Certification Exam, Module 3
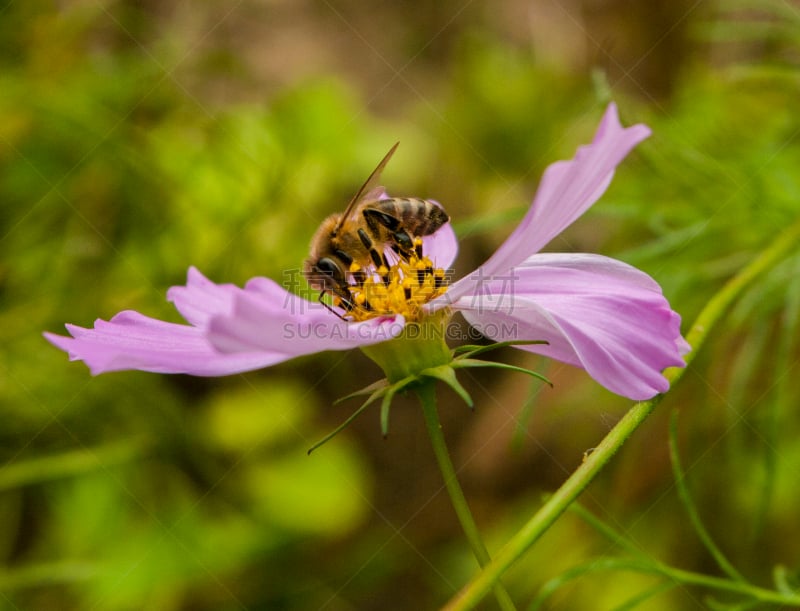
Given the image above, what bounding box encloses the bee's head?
[303,256,347,293]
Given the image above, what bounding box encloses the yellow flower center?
[339,245,449,322]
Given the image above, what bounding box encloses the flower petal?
[451,253,687,400]
[46,268,400,377]
[422,220,458,270]
[43,311,287,376]
[207,286,405,355]
[166,266,238,326]
[452,103,650,294]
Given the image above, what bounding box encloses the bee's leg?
[394,229,415,259]
[333,249,353,266]
[332,248,372,295]
[357,228,385,268]
[318,290,351,321]
[362,209,414,258]
[357,228,390,284]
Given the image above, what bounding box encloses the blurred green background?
[3,1,800,609]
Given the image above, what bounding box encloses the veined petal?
[167,267,308,326]
[207,289,405,355]
[167,266,238,326]
[453,103,650,293]
[47,268,399,377]
[450,253,687,400]
[43,311,287,376]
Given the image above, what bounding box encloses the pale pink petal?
[167,268,307,326]
[457,103,650,291]
[451,253,687,400]
[422,220,458,270]
[44,311,287,376]
[207,289,404,355]
[167,266,238,326]
[45,268,401,377]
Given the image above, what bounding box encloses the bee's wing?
[336,143,399,229]
[358,187,388,207]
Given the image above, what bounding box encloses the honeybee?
[304,143,449,311]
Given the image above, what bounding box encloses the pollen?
[344,250,449,322]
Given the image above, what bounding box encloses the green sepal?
[452,339,549,360]
[360,311,452,384]
[323,331,548,444]
[452,358,553,387]
[420,365,473,408]
[381,374,420,436]
[317,353,549,445]
[380,386,397,438]
[333,379,389,405]
[309,381,390,454]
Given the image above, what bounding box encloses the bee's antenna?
[334,142,399,235]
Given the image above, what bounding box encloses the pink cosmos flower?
[45,103,688,401]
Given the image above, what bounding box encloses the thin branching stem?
[527,556,800,609]
[669,411,747,583]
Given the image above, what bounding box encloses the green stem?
[652,564,800,606]
[416,380,517,611]
[668,411,747,583]
[530,557,800,609]
[443,217,800,611]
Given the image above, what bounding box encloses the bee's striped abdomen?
[375,198,449,237]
